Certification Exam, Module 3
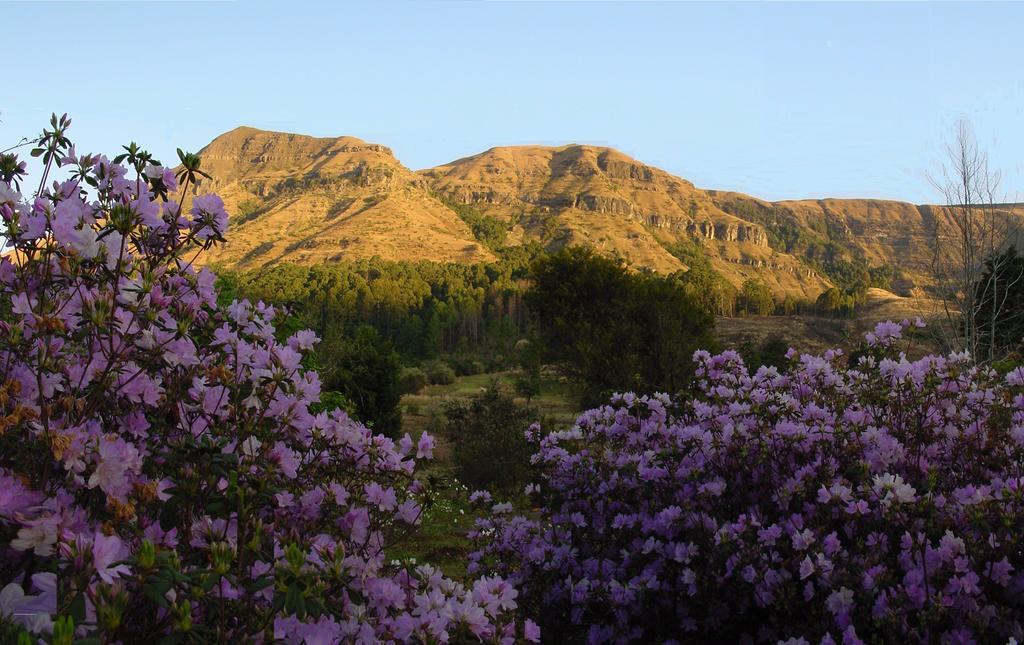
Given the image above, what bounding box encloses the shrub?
[444,381,536,495]
[0,118,535,643]
[318,325,404,437]
[449,356,486,377]
[738,277,776,316]
[426,362,457,385]
[527,247,714,406]
[398,366,428,394]
[470,319,1024,643]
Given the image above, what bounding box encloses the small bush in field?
[398,366,428,394]
[444,381,536,495]
[426,362,457,385]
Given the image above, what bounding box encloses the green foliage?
[663,238,737,316]
[319,325,403,437]
[815,286,860,317]
[738,335,792,371]
[443,380,536,494]
[869,264,895,290]
[526,247,715,406]
[425,362,457,385]
[442,199,509,251]
[222,255,529,367]
[513,336,543,403]
[236,198,261,223]
[447,355,486,377]
[974,246,1024,361]
[398,366,429,394]
[308,390,358,417]
[737,278,775,316]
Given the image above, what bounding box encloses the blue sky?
[2,1,1022,203]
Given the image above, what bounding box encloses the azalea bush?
[0,116,537,643]
[469,320,1024,643]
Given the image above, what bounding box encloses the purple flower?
[92,533,131,583]
[189,194,229,241]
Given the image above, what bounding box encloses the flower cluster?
[470,320,1024,643]
[0,117,532,643]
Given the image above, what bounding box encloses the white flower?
[826,586,854,615]
[0,183,22,206]
[0,581,52,633]
[241,436,262,458]
[872,473,917,507]
[11,524,57,556]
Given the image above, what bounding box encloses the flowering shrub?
[0,116,535,643]
[470,319,1024,643]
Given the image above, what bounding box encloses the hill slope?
[196,127,495,268]
[192,126,1021,301]
[420,144,826,298]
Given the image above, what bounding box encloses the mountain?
[192,126,1020,301]
[421,144,825,298]
[195,127,495,268]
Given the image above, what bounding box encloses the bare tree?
[928,119,1024,362]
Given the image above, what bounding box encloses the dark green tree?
[974,246,1024,363]
[320,325,403,437]
[443,380,536,494]
[737,279,775,317]
[526,247,714,406]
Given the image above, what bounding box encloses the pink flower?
[524,618,541,642]
[364,482,397,511]
[416,432,435,460]
[826,587,854,616]
[92,533,130,583]
[87,437,140,500]
[396,500,420,524]
[270,442,300,479]
[288,329,320,351]
[190,194,229,241]
[11,516,59,556]
[0,472,44,519]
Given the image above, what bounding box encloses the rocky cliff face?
[420,143,816,292]
[190,127,1021,301]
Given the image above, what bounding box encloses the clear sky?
[2,1,1022,203]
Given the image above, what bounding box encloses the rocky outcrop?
[684,221,768,246]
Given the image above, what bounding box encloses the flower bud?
[137,538,156,569]
[51,616,75,645]
[95,584,128,632]
[285,543,306,571]
[210,540,234,575]
[173,600,192,632]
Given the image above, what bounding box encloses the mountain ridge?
[192,126,1022,301]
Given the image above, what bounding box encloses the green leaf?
[202,573,220,592]
[69,592,86,623]
[144,576,173,608]
[246,576,274,594]
[284,583,305,617]
[271,592,286,614]
[305,597,323,619]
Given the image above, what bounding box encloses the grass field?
[390,370,579,577]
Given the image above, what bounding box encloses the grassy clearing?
[391,370,579,578]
